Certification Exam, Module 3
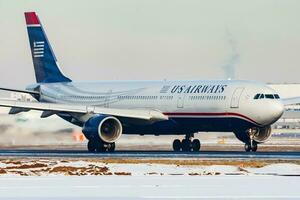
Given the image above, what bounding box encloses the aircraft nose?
[258,100,284,126]
[273,100,284,118]
[269,100,284,123]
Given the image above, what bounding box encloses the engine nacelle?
[252,126,272,143]
[82,115,123,143]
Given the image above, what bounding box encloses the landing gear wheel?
[244,143,258,152]
[88,140,116,153]
[87,140,96,152]
[95,141,106,152]
[96,146,106,152]
[107,143,116,152]
[182,139,191,152]
[251,143,258,152]
[173,139,182,151]
[173,134,201,152]
[244,144,251,152]
[192,139,201,151]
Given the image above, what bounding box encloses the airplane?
[0,11,296,152]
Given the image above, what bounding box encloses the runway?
[0,150,300,199]
[0,149,300,160]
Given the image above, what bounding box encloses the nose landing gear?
[172,134,201,152]
[245,128,259,152]
[244,142,257,152]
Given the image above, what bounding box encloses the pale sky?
[0,0,300,88]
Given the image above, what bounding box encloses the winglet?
[24,12,40,25]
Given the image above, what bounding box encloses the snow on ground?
[0,159,300,198]
[0,159,299,177]
[0,176,300,199]
[107,163,240,176]
[246,163,300,176]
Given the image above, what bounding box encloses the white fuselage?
[29,79,284,133]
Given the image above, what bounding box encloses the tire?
[192,139,201,151]
[251,143,258,152]
[244,144,251,152]
[95,141,106,152]
[182,139,191,152]
[87,140,96,152]
[96,145,106,152]
[108,143,116,152]
[173,139,182,151]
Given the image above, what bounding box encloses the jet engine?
[251,126,272,143]
[82,115,123,143]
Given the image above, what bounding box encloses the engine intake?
[252,126,272,143]
[98,116,122,143]
[83,115,123,143]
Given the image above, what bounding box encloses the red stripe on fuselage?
[163,112,260,126]
[25,12,39,25]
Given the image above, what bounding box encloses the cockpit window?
[254,94,260,99]
[274,94,280,99]
[265,94,274,99]
[254,93,280,100]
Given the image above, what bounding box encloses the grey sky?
[0,0,299,88]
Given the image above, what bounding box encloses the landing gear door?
[230,87,244,108]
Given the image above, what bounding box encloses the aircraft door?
[230,87,244,108]
[177,96,185,108]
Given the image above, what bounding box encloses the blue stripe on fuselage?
[122,117,254,135]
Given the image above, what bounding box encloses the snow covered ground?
[0,176,300,199]
[0,159,300,176]
[0,159,300,199]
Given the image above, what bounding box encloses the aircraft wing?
[282,97,300,106]
[0,99,168,122]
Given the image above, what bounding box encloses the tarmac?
[0,149,300,160]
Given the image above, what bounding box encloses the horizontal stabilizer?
[0,87,39,95]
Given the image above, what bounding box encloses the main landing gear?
[172,134,201,152]
[87,140,115,152]
[244,128,258,152]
